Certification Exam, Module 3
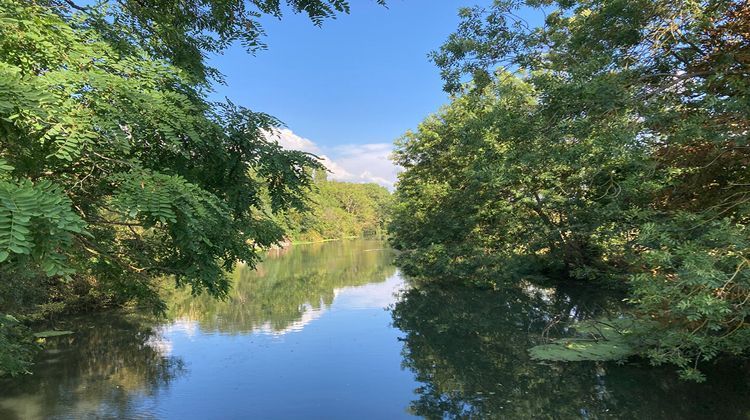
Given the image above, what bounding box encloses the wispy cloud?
[268,128,320,154]
[264,128,399,190]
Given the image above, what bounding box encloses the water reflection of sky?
[137,271,417,419]
[333,274,405,311]
[151,271,406,367]
[159,272,405,342]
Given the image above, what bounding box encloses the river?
[0,240,747,419]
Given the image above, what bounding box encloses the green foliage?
[630,215,750,381]
[0,0,322,303]
[279,173,393,242]
[529,319,639,362]
[392,0,750,379]
[391,72,648,282]
[0,314,35,376]
[0,0,342,375]
[0,178,86,276]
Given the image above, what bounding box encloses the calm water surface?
[0,240,748,419]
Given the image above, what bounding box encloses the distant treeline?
[278,171,392,243]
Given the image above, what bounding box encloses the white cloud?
[264,128,399,190]
[333,272,404,310]
[265,128,320,154]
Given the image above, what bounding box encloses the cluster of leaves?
[0,160,86,277]
[277,169,393,242]
[0,314,35,377]
[391,0,750,380]
[0,0,324,308]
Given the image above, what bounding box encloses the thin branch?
[61,0,88,11]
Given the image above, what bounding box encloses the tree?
[391,0,750,380]
[0,0,324,317]
[279,175,392,242]
[0,0,387,376]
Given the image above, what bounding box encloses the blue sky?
[207,1,493,188]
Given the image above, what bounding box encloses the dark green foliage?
[0,314,35,377]
[0,171,87,277]
[392,0,750,380]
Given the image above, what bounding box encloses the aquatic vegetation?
[529,319,640,362]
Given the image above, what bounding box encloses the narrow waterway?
[0,240,748,419]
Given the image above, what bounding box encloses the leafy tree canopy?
[0,0,327,313]
[391,0,750,380]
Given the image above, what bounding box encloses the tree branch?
[61,0,88,11]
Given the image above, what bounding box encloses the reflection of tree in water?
[166,239,396,334]
[392,283,750,419]
[0,314,185,419]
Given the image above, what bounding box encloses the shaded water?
[0,240,748,419]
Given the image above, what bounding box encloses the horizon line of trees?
[278,170,392,243]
